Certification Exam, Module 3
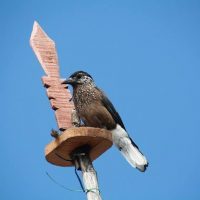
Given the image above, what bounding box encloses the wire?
[46,172,83,192]
[74,168,85,192]
[48,151,100,195]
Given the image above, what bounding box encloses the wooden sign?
[30,21,74,131]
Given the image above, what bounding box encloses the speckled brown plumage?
[72,82,116,130]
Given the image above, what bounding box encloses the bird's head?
[62,71,94,87]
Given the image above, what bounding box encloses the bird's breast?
[73,85,98,113]
[72,85,116,129]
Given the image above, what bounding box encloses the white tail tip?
[111,124,148,172]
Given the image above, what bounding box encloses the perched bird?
[62,71,148,172]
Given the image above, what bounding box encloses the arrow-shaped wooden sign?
[30,21,74,131]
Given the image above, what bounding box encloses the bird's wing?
[96,87,139,148]
[95,87,127,131]
[95,88,148,171]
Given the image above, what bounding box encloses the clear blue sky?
[1,0,200,199]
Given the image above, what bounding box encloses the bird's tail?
[111,124,148,172]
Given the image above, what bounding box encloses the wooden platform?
[45,127,113,167]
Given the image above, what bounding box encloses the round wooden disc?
[45,127,113,167]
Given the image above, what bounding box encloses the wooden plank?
[30,21,75,130]
[30,21,59,77]
[41,76,67,87]
[45,127,113,167]
[50,99,73,110]
[55,108,74,130]
[46,87,71,99]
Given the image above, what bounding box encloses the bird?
[62,71,148,172]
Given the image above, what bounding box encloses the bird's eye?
[77,74,82,79]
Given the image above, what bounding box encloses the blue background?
[1,0,200,199]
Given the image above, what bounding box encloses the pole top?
[45,127,113,167]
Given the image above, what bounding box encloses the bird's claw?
[51,129,60,138]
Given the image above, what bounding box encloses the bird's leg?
[71,109,81,127]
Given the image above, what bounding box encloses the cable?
[74,168,85,192]
[46,172,82,192]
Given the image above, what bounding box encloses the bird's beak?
[61,78,74,85]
